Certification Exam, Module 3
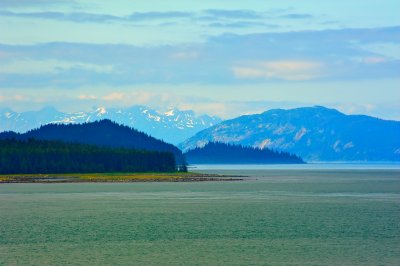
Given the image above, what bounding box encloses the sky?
[0,0,399,119]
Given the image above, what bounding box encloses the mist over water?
[1,168,399,265]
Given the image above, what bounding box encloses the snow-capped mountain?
[0,106,222,145]
[179,106,400,162]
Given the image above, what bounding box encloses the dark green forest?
[185,142,304,164]
[0,139,177,174]
[0,119,186,165]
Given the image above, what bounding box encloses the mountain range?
[0,106,221,145]
[2,105,399,162]
[179,106,400,162]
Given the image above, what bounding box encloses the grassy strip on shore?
[0,172,244,183]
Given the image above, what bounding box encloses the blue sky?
[0,0,399,119]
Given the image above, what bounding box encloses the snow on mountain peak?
[165,109,175,117]
[96,107,107,115]
[0,105,223,145]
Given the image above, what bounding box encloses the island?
[184,142,305,164]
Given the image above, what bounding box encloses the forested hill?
[0,139,176,174]
[184,142,304,164]
[0,119,185,165]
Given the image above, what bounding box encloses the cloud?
[2,89,400,120]
[0,0,75,7]
[362,56,387,64]
[361,43,400,60]
[210,26,400,49]
[92,91,258,117]
[328,102,400,121]
[0,10,192,23]
[232,60,324,80]
[204,9,261,19]
[170,51,199,60]
[14,94,25,101]
[0,10,194,24]
[95,91,180,108]
[78,94,97,100]
[180,102,230,117]
[179,100,400,120]
[0,93,26,101]
[127,11,192,21]
[0,59,114,74]
[280,13,313,19]
[0,9,313,26]
[334,103,377,115]
[0,11,96,23]
[0,26,399,88]
[0,50,11,59]
[207,21,279,29]
[102,92,125,101]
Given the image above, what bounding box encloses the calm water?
[1,167,399,265]
[192,163,400,170]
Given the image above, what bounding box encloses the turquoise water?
[1,169,399,265]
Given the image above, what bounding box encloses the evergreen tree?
[184,142,304,164]
[0,139,179,174]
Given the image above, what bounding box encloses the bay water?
[1,165,399,265]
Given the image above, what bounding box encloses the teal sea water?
[1,167,399,265]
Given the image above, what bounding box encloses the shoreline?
[0,172,245,183]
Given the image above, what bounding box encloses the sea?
[1,164,399,265]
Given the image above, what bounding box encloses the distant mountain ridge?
[0,119,186,165]
[180,106,400,162]
[0,106,221,145]
[185,142,304,164]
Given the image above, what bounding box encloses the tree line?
[0,119,186,165]
[185,142,305,164]
[0,138,178,174]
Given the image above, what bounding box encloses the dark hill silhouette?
[184,142,304,164]
[0,119,186,165]
[0,138,176,174]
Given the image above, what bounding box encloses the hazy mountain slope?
[0,106,221,145]
[180,106,400,162]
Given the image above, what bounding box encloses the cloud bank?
[0,26,399,88]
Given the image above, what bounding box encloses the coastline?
[0,172,244,183]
